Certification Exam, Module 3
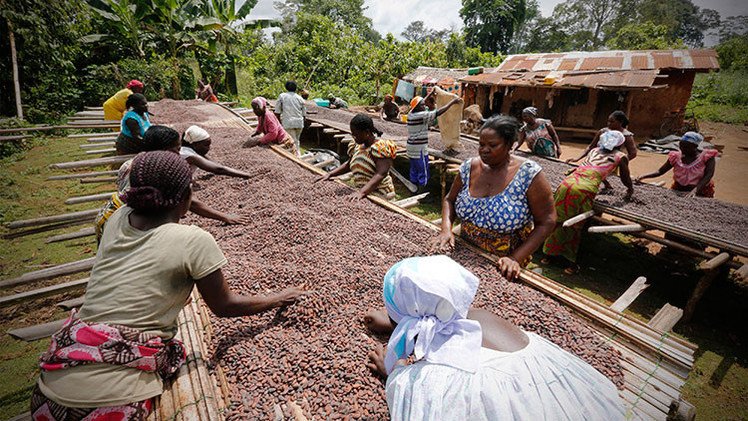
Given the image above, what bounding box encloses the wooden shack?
[459,50,720,140]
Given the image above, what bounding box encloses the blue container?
[314,98,330,107]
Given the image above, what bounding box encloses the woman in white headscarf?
[180,125,252,178]
[514,106,562,158]
[542,130,634,273]
[365,255,625,421]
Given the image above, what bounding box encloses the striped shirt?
[347,139,398,197]
[406,110,437,158]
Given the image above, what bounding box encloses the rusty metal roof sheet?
[460,70,665,90]
[495,49,719,72]
[402,66,498,83]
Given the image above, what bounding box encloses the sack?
[435,87,463,150]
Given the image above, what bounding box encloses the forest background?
[0,0,746,129]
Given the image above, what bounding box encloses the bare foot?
[363,309,394,334]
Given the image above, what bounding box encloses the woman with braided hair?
[95,125,250,242]
[33,151,305,420]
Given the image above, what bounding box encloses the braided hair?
[350,113,383,137]
[123,151,192,214]
[142,125,180,152]
[126,93,146,110]
[610,110,629,128]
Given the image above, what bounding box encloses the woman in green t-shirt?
[33,151,305,420]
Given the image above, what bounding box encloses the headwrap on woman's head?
[251,97,267,110]
[126,79,144,90]
[183,125,210,145]
[384,94,393,101]
[123,151,192,213]
[382,255,483,375]
[599,130,626,152]
[522,106,538,117]
[409,96,424,110]
[681,131,704,145]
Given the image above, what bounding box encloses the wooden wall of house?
[626,71,696,139]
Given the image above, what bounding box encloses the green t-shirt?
[38,206,227,407]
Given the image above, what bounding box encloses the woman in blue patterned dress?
[434,116,556,280]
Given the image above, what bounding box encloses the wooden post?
[8,20,23,120]
[610,276,649,312]
[682,266,725,322]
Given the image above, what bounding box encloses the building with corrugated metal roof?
[459,49,719,140]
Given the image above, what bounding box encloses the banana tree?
[198,0,259,95]
[83,0,151,57]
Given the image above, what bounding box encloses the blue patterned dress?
[455,158,541,260]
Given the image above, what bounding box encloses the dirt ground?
[544,121,748,206]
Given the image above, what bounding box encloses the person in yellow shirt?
[103,80,144,121]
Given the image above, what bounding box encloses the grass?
[0,133,110,419]
[689,71,748,125]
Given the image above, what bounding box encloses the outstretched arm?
[315,159,351,182]
[186,155,250,178]
[635,160,672,183]
[190,198,249,225]
[569,130,601,163]
[196,269,305,317]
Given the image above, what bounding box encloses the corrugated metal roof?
[495,49,719,72]
[402,67,487,83]
[460,70,664,90]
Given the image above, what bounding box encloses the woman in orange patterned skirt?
[434,116,556,281]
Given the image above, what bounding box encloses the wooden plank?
[2,219,93,240]
[312,158,336,168]
[736,264,748,281]
[68,132,116,138]
[648,304,683,333]
[392,192,430,209]
[5,208,100,229]
[0,257,95,289]
[81,142,115,149]
[0,135,32,142]
[48,170,119,181]
[698,252,731,271]
[0,278,88,308]
[57,296,85,310]
[80,177,117,184]
[562,210,596,227]
[85,148,116,155]
[65,192,115,205]
[50,155,134,170]
[87,136,118,143]
[588,224,646,233]
[46,227,96,243]
[610,277,649,312]
[8,319,65,341]
[389,168,418,193]
[683,268,722,322]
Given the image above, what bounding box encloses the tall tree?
[460,0,528,53]
[275,0,377,40]
[551,0,620,50]
[401,21,449,43]
[636,0,719,47]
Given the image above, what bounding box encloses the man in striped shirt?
[406,91,463,188]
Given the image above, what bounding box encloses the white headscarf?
[522,106,538,117]
[383,255,483,374]
[183,125,210,145]
[599,130,625,152]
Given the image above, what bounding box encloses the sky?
[247,0,748,41]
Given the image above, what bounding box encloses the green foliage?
[607,22,685,50]
[689,71,748,124]
[716,36,748,72]
[80,57,196,103]
[401,21,450,43]
[460,0,529,53]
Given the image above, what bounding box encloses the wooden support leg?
[682,266,725,322]
[440,163,447,201]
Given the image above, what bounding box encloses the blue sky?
[247,0,747,42]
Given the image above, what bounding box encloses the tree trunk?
[8,20,23,120]
[225,44,238,96]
